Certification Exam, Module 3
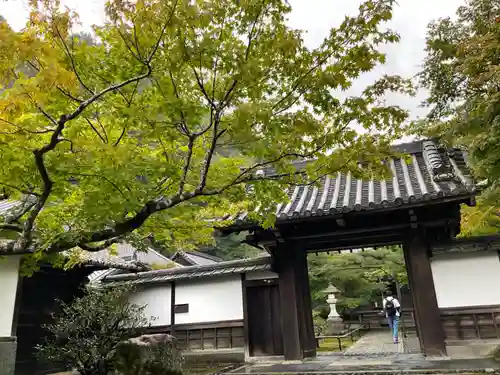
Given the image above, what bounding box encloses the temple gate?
[223,139,477,360]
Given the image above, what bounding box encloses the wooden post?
[241,273,250,359]
[170,281,176,336]
[11,273,23,337]
[403,230,446,357]
[275,243,316,360]
[296,249,317,358]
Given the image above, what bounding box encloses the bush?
[36,285,149,375]
[114,334,183,375]
[313,311,327,336]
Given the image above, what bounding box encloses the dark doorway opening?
[306,246,419,354]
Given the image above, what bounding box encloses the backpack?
[385,297,396,316]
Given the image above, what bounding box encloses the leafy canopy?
[0,0,412,258]
[415,0,500,235]
[308,246,407,311]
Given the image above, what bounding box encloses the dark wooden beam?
[285,219,459,242]
[275,245,301,360]
[274,243,315,360]
[403,229,446,357]
[244,279,279,288]
[304,234,402,252]
[219,198,470,234]
[170,281,176,336]
[297,248,316,358]
[241,273,250,359]
[11,270,23,337]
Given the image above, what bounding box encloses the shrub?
[37,285,148,375]
[114,334,183,375]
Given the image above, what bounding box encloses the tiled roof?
[226,139,476,224]
[79,257,148,271]
[87,243,182,282]
[170,250,223,266]
[432,235,500,255]
[102,256,272,285]
[0,200,22,215]
[89,242,177,267]
[0,196,36,219]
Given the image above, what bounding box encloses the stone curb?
[228,369,500,375]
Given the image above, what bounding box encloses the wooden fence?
[343,309,416,330]
[343,305,500,341]
[441,305,500,340]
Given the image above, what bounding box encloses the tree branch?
[191,66,216,108]
[66,67,153,123]
[271,24,357,115]
[0,146,331,256]
[0,224,22,232]
[0,118,56,135]
[167,72,189,134]
[58,171,127,197]
[113,124,129,147]
[53,25,94,95]
[85,117,107,143]
[78,237,121,252]
[17,116,66,250]
[13,45,161,252]
[0,182,40,197]
[197,118,227,193]
[228,142,329,186]
[27,59,84,103]
[178,135,195,195]
[217,1,264,109]
[95,115,109,143]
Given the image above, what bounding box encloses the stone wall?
[0,336,16,375]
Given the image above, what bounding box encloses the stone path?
[231,330,500,374]
[231,355,500,374]
[344,330,421,355]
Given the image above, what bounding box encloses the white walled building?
[429,237,500,341]
[0,256,21,339]
[432,251,500,309]
[101,256,276,356]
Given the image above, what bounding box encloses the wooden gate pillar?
[403,230,446,357]
[274,243,316,360]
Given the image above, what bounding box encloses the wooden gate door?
[245,280,284,357]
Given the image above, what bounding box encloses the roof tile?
[226,139,476,224]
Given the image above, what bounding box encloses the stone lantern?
[323,284,344,334]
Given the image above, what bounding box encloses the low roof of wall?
[102,256,273,285]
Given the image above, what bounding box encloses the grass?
[317,337,356,352]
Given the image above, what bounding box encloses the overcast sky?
[2,0,463,141]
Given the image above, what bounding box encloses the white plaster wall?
[0,256,20,337]
[129,284,171,326]
[175,275,243,324]
[431,251,500,308]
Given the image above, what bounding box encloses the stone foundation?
[0,336,16,375]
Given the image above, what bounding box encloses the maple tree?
[416,0,500,235]
[0,0,412,258]
[308,246,407,312]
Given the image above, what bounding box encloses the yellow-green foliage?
[417,0,500,225]
[0,0,412,264]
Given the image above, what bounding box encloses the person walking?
[383,292,401,344]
